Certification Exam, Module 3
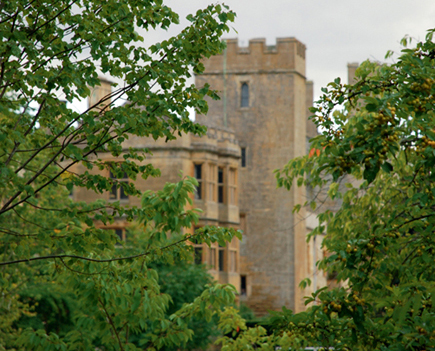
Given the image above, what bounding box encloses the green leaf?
[381,162,393,173]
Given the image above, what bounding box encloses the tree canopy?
[5,1,435,349]
[0,1,243,350]
[219,30,435,351]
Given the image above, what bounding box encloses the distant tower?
[196,38,314,314]
[347,62,359,85]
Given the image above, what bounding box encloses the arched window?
[241,83,249,107]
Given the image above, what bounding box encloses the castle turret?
[347,62,359,85]
[196,38,311,314]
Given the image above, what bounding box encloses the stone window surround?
[109,166,129,202]
[191,227,239,275]
[193,162,238,206]
[241,81,249,108]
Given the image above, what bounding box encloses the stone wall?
[196,38,311,314]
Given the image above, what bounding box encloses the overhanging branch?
[0,233,194,267]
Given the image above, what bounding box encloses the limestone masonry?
[196,38,319,314]
[71,37,351,315]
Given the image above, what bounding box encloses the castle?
[71,38,359,315]
[195,38,321,314]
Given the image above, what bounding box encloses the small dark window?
[110,170,129,200]
[241,275,247,296]
[241,83,249,107]
[218,167,224,203]
[115,229,123,241]
[103,228,126,246]
[241,148,246,168]
[194,247,203,265]
[120,185,128,200]
[194,164,202,179]
[194,164,202,199]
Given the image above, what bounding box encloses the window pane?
[241,83,249,107]
[194,164,202,180]
[194,164,202,200]
[218,167,224,183]
[218,167,224,203]
[115,229,123,241]
[120,184,128,199]
[110,184,117,199]
[195,185,202,200]
[218,186,224,203]
[110,168,129,200]
[241,275,247,296]
[241,147,246,167]
[194,247,203,265]
[219,249,225,271]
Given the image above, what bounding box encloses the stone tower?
[196,38,314,314]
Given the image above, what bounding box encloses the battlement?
[225,38,305,59]
[200,37,306,77]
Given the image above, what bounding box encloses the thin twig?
[98,296,125,351]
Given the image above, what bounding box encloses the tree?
[13,238,221,351]
[218,29,435,351]
[149,260,220,350]
[0,1,242,350]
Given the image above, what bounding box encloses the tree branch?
[24,200,118,215]
[59,257,109,276]
[98,296,125,351]
[0,233,194,267]
[0,227,38,237]
[27,0,80,38]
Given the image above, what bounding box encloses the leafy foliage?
[150,262,220,350]
[219,29,435,351]
[0,1,243,350]
[14,246,222,350]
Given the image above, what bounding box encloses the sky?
[161,0,435,102]
[71,1,435,113]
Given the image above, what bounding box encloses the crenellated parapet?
[201,38,306,77]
